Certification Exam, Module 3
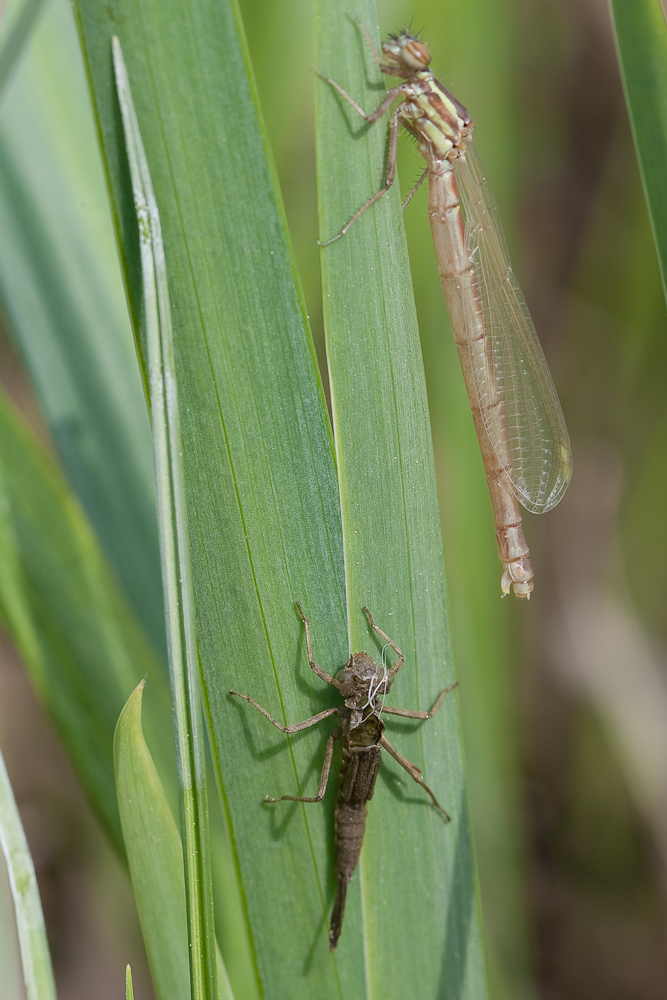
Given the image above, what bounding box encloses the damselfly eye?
[403,39,431,69]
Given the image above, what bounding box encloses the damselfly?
[230,604,455,950]
[318,25,573,598]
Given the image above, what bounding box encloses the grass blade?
[112,37,218,1000]
[0,747,56,1000]
[115,682,235,1000]
[0,392,172,850]
[316,2,488,996]
[72,0,352,993]
[0,853,24,1000]
[609,0,667,303]
[0,0,164,659]
[115,682,189,1000]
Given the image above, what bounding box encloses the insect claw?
[317,231,344,247]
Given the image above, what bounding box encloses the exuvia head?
[382,31,432,75]
[335,652,391,707]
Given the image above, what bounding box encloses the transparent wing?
[453,138,573,513]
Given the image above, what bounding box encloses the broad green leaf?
[115,682,234,1000]
[609,0,667,304]
[0,0,164,659]
[113,38,218,1000]
[0,391,172,851]
[316,2,487,997]
[0,747,56,1000]
[72,0,351,995]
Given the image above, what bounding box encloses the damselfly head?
[382,32,431,74]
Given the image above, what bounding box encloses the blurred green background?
[1,0,666,998]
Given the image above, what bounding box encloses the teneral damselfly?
[319,26,573,598]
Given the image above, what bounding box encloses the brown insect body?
[330,653,387,948]
[230,607,456,951]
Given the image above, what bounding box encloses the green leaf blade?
[114,682,191,1000]
[72,0,355,994]
[0,0,164,659]
[0,0,47,96]
[610,0,667,304]
[112,36,219,1000]
[0,393,172,851]
[316,3,488,997]
[0,748,56,1000]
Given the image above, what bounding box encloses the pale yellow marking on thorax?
[400,72,470,162]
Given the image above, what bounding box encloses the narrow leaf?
[115,683,189,1000]
[112,37,218,1000]
[115,682,235,1000]
[609,0,667,303]
[0,392,171,851]
[0,855,24,1000]
[0,0,164,659]
[73,0,351,994]
[0,747,56,1000]
[316,2,488,996]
